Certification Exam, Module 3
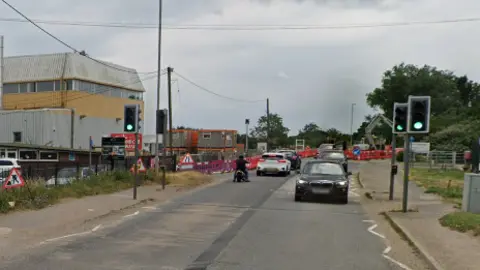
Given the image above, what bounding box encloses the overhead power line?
[173,71,265,103]
[1,16,480,30]
[0,0,153,74]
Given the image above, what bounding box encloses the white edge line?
[383,246,392,254]
[123,210,140,218]
[362,219,375,223]
[142,206,157,210]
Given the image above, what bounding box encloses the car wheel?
[340,195,348,204]
[294,195,302,202]
[256,171,261,176]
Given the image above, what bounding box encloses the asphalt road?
[0,162,404,270]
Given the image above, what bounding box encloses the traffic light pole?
[402,134,410,212]
[133,131,139,200]
[389,133,396,200]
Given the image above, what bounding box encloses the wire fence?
[409,151,466,170]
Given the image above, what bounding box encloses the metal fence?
[0,155,177,187]
[409,151,465,170]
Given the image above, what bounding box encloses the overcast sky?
[1,0,479,135]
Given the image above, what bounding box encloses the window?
[66,80,73,90]
[19,83,29,93]
[19,150,38,160]
[39,151,58,161]
[36,81,54,92]
[54,80,61,91]
[3,84,18,94]
[203,133,211,139]
[13,132,22,143]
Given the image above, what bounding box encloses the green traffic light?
[126,124,134,131]
[413,122,423,130]
[395,125,403,131]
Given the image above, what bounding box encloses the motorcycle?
[234,170,247,183]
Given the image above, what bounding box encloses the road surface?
[0,162,406,270]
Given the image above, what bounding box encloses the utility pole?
[154,0,163,173]
[167,67,173,157]
[350,103,356,146]
[266,98,270,151]
[389,134,396,200]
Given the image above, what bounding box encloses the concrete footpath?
[0,174,228,258]
[359,160,480,270]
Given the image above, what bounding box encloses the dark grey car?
[294,160,351,204]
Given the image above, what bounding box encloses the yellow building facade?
[1,52,145,119]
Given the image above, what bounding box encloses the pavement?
[0,162,413,270]
[359,159,480,270]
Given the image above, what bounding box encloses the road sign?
[130,158,146,173]
[102,137,126,160]
[111,133,142,152]
[411,142,430,154]
[2,168,25,190]
[353,147,361,156]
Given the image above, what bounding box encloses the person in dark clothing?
[234,155,250,182]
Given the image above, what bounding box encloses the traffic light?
[156,109,167,134]
[137,106,142,131]
[392,103,408,134]
[407,96,431,134]
[124,104,140,133]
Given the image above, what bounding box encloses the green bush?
[0,170,137,214]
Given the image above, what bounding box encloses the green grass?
[410,168,464,204]
[439,212,480,236]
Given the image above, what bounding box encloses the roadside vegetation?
[410,167,480,235]
[0,170,211,214]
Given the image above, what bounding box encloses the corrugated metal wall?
[0,109,130,150]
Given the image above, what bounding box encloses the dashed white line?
[122,211,139,218]
[367,223,386,239]
[142,206,157,210]
[39,224,102,244]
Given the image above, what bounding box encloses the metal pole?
[167,67,173,157]
[266,98,270,151]
[154,0,163,173]
[0,36,4,110]
[161,109,167,190]
[133,132,139,200]
[402,134,410,212]
[89,136,92,169]
[389,134,396,200]
[245,122,249,155]
[350,103,356,146]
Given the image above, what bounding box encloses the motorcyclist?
[234,155,250,182]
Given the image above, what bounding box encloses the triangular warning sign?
[180,153,194,164]
[130,158,146,173]
[2,168,25,190]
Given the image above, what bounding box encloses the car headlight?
[336,181,347,186]
[296,179,308,184]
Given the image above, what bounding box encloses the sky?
[1,0,480,136]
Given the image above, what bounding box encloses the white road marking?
[0,227,12,235]
[39,224,102,244]
[88,209,94,212]
[142,206,157,210]
[362,220,413,270]
[122,211,139,218]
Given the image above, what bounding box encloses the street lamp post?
[350,103,356,146]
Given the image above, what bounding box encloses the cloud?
[2,0,480,135]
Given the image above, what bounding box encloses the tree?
[296,122,327,147]
[251,113,290,147]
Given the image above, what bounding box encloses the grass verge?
[0,170,212,214]
[439,212,480,236]
[409,168,463,205]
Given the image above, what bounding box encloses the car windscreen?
[319,144,334,150]
[0,160,14,166]
[321,152,345,160]
[261,154,284,161]
[303,162,344,175]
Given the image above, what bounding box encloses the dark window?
[3,84,18,94]
[19,83,29,93]
[36,81,54,92]
[54,80,61,91]
[13,132,22,143]
[66,80,73,90]
[39,151,58,160]
[19,150,38,160]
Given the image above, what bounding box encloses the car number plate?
[312,188,330,194]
